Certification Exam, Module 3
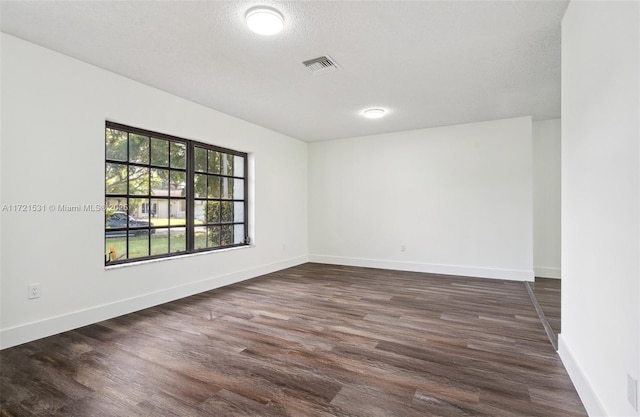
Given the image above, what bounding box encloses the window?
[105,122,248,265]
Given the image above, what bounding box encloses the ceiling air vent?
[302,56,338,74]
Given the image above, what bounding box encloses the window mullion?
[125,132,130,259]
[244,156,249,244]
[186,143,195,252]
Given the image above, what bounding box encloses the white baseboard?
[558,335,607,417]
[309,255,534,282]
[0,255,308,350]
[534,266,562,279]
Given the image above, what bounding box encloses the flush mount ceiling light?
[245,6,284,35]
[362,108,387,119]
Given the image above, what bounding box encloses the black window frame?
[105,121,249,266]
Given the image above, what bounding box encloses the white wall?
[309,117,534,281]
[533,119,561,278]
[0,34,309,349]
[560,1,640,416]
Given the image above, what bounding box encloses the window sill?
[104,244,254,270]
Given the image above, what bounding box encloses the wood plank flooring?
[1,263,586,416]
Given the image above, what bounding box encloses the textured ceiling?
[0,0,568,142]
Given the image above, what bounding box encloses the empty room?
[1,1,638,416]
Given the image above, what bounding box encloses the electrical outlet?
[629,374,638,411]
[401,244,406,252]
[27,283,41,299]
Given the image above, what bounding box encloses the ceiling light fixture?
[362,108,387,119]
[245,6,284,36]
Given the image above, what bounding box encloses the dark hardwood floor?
[1,263,585,417]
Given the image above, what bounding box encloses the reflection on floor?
[525,277,561,350]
